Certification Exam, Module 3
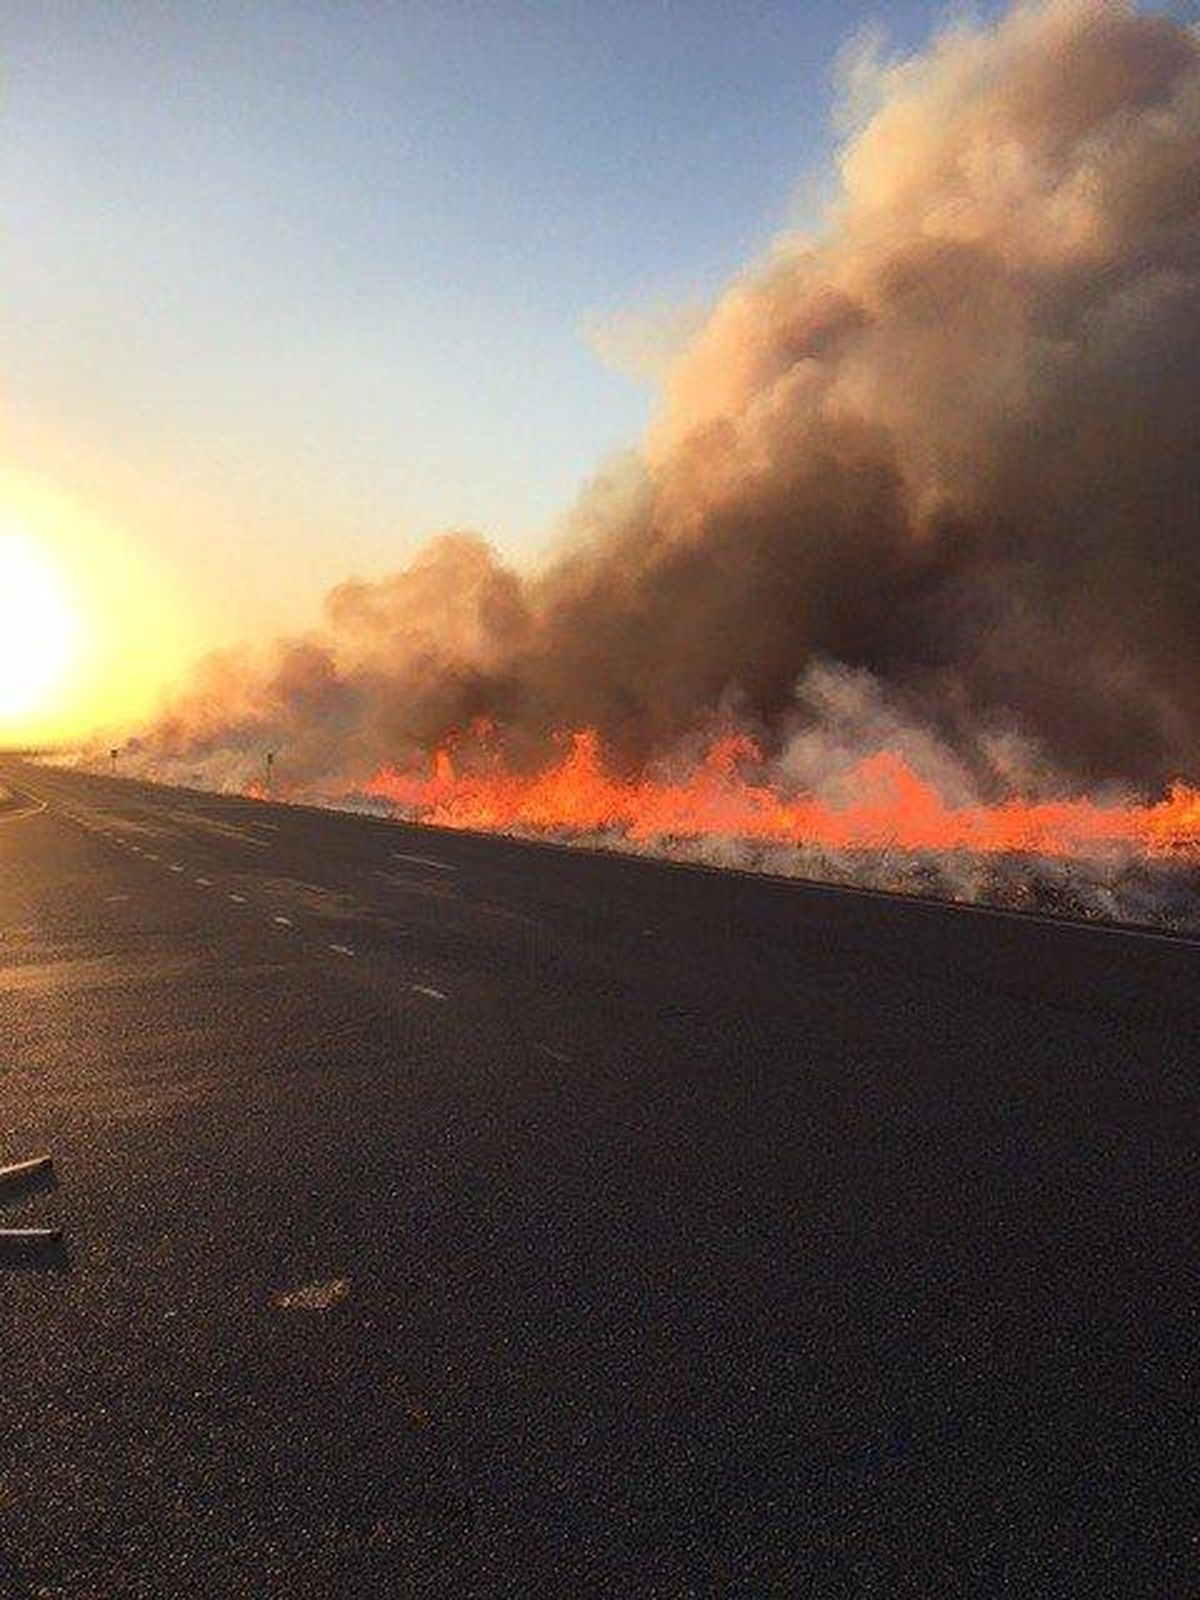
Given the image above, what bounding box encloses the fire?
[362,730,1200,860]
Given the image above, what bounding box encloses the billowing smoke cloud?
[141,0,1200,811]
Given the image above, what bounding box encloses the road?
[0,758,1195,1598]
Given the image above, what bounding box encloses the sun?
[0,468,198,745]
[0,527,78,728]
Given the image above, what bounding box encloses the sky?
[1,0,1000,739]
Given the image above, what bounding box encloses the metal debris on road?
[0,1155,64,1260]
[0,1155,54,1193]
[0,1227,63,1252]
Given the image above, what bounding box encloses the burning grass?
[354,728,1200,934]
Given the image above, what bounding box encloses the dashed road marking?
[104,893,131,904]
[195,876,212,886]
[145,853,159,861]
[228,893,247,904]
[328,943,355,957]
[411,984,446,1001]
[168,864,184,873]
[391,851,457,873]
[272,915,294,928]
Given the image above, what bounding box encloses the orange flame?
[363,729,1200,859]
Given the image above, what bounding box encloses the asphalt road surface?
[0,759,1195,1598]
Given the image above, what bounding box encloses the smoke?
[133,2,1200,854]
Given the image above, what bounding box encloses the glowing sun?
[0,528,77,725]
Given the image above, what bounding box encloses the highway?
[0,758,1195,1598]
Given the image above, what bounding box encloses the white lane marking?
[195,876,212,886]
[411,984,446,1001]
[168,864,184,873]
[328,943,355,957]
[228,893,247,904]
[391,851,457,873]
[129,845,142,854]
[0,796,47,825]
[272,915,294,928]
[145,853,159,861]
[104,893,130,904]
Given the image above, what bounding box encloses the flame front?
[364,731,1200,860]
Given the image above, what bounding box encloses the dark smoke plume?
[142,0,1200,799]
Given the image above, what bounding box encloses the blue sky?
[3,0,991,646]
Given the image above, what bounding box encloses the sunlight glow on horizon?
[0,467,194,747]
[0,527,77,727]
